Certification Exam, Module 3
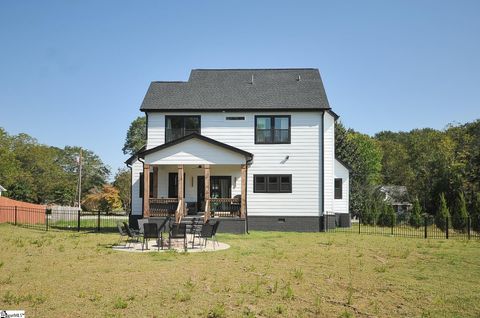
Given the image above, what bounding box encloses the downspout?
[245,156,253,234]
[138,157,145,218]
[320,111,325,232]
[126,163,132,215]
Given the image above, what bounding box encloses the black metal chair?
[142,223,158,250]
[157,217,171,250]
[212,220,220,247]
[168,223,187,251]
[197,222,215,249]
[137,219,148,236]
[116,222,128,245]
[122,222,140,248]
[189,218,203,248]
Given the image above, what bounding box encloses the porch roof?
[139,133,253,165]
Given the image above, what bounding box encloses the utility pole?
[77,149,83,210]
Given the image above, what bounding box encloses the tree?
[409,198,423,228]
[471,193,480,232]
[82,185,122,212]
[378,203,396,227]
[335,122,383,217]
[435,193,451,231]
[452,192,469,232]
[122,116,146,156]
[113,168,131,212]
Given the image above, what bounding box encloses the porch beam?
[178,165,185,217]
[204,164,210,220]
[143,164,150,217]
[241,164,247,218]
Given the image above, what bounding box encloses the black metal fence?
[325,213,480,240]
[0,205,128,232]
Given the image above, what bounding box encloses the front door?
[168,173,186,198]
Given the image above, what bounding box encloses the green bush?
[377,203,396,227]
[452,192,469,232]
[409,198,423,228]
[435,193,451,231]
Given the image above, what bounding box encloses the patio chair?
[122,222,140,248]
[212,220,220,247]
[142,223,158,251]
[157,217,171,251]
[189,218,203,248]
[116,222,128,245]
[137,218,149,236]
[197,222,215,249]
[168,223,187,251]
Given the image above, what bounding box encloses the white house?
[126,69,350,233]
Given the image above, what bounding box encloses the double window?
[254,174,292,193]
[165,116,201,143]
[334,178,343,199]
[255,115,290,144]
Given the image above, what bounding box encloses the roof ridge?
[191,68,318,71]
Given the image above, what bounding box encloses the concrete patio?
[112,234,230,253]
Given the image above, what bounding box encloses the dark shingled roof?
[140,68,331,111]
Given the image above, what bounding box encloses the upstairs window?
[255,115,290,144]
[165,116,201,143]
[254,174,292,193]
[334,178,343,199]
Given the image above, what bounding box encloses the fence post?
[391,214,394,236]
[467,216,471,240]
[445,216,449,239]
[97,211,101,232]
[424,215,427,239]
[77,209,81,232]
[14,206,17,226]
[358,215,361,234]
[45,208,49,231]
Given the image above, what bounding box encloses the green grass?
[0,224,479,317]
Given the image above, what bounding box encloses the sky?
[1,0,479,177]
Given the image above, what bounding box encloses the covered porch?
[139,133,252,223]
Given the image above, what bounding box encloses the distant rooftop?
[140,68,331,111]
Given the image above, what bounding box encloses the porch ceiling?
[140,133,253,165]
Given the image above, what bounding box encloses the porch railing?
[208,198,241,218]
[149,198,178,217]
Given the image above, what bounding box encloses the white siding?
[131,159,144,215]
[323,112,335,215]
[144,138,246,165]
[147,112,322,217]
[334,159,350,214]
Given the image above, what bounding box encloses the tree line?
[336,119,480,230]
[0,127,131,212]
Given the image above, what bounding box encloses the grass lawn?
[0,224,479,317]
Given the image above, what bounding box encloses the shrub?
[435,193,451,231]
[409,198,423,228]
[452,192,469,232]
[377,203,396,227]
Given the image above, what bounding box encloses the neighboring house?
[378,185,412,214]
[0,185,5,196]
[125,68,350,233]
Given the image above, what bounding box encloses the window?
[255,115,290,144]
[254,174,292,193]
[139,172,154,198]
[334,178,343,199]
[165,116,201,143]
